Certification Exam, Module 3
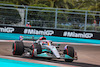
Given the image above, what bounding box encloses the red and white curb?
[0,40,100,46]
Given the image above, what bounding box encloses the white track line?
[0,40,100,46]
[0,40,33,43]
[54,42,100,46]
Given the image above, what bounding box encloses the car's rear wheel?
[12,41,24,55]
[64,46,74,62]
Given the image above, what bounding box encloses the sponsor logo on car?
[24,29,54,36]
[63,32,93,38]
[0,27,14,33]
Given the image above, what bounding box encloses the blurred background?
[0,0,100,31]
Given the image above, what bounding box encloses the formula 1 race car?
[12,36,78,62]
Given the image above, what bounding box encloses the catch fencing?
[0,3,100,32]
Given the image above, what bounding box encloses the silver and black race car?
[12,36,78,62]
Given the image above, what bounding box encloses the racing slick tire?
[31,43,42,57]
[64,46,74,62]
[12,40,24,55]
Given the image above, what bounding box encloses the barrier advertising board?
[0,25,100,40]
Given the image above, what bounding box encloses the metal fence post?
[3,18,5,24]
[84,11,88,31]
[25,6,28,26]
[55,8,58,28]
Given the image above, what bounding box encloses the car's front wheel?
[64,46,74,62]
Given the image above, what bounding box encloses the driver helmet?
[42,41,50,45]
[42,42,47,45]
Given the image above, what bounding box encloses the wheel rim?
[32,44,34,57]
[12,43,16,54]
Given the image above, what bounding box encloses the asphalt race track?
[0,42,100,67]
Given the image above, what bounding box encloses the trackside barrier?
[0,25,100,40]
